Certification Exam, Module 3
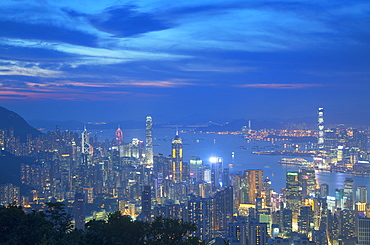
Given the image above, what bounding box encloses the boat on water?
[278,157,311,166]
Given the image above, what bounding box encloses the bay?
[89,128,370,199]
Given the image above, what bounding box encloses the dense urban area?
[1,108,370,245]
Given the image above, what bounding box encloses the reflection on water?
[92,128,370,199]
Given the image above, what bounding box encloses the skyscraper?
[356,186,368,203]
[81,126,90,155]
[189,157,203,184]
[115,126,124,145]
[171,134,183,183]
[344,178,354,209]
[74,193,85,230]
[145,116,153,166]
[317,108,324,149]
[244,170,263,204]
[138,185,152,222]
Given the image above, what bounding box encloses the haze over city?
[0,0,369,124]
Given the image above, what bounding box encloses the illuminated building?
[74,193,85,230]
[171,134,183,183]
[337,209,356,240]
[188,197,211,241]
[344,178,354,209]
[214,186,234,232]
[317,108,324,150]
[298,169,316,198]
[298,206,313,235]
[319,183,329,199]
[189,156,203,184]
[262,177,271,207]
[356,186,368,203]
[145,116,153,166]
[81,126,90,155]
[115,126,124,145]
[249,219,268,245]
[0,183,20,206]
[228,217,247,245]
[210,156,223,189]
[244,169,263,204]
[139,185,151,221]
[285,172,301,232]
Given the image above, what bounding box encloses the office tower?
[81,126,90,155]
[139,185,151,221]
[189,157,203,184]
[285,172,301,232]
[262,177,271,207]
[299,169,316,198]
[356,186,368,203]
[281,209,293,236]
[145,116,153,166]
[344,178,354,209]
[171,134,183,183]
[337,209,356,241]
[244,169,263,204]
[210,156,223,189]
[357,217,370,245]
[249,219,268,245]
[74,193,85,230]
[353,129,368,152]
[115,126,124,145]
[222,168,230,187]
[317,108,324,149]
[298,206,313,235]
[320,183,329,199]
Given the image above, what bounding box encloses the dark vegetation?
[0,203,207,245]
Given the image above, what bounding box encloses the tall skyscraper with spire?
[81,126,90,155]
[145,116,153,166]
[171,134,183,183]
[115,126,124,145]
[317,108,324,149]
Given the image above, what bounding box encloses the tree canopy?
[0,203,207,245]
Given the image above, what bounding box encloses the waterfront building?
[344,178,354,210]
[145,116,153,166]
[171,134,183,183]
[317,108,325,150]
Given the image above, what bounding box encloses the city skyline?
[0,0,369,124]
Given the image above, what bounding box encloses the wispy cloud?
[236,83,323,89]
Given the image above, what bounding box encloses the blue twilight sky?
[0,0,369,124]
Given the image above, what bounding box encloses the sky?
[0,0,369,125]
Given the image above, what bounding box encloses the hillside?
[0,106,42,142]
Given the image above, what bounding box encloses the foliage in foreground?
[0,203,207,245]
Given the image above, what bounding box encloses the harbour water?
[90,127,370,198]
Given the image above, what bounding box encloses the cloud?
[236,83,323,89]
[0,20,97,47]
[0,61,63,77]
[89,5,173,37]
